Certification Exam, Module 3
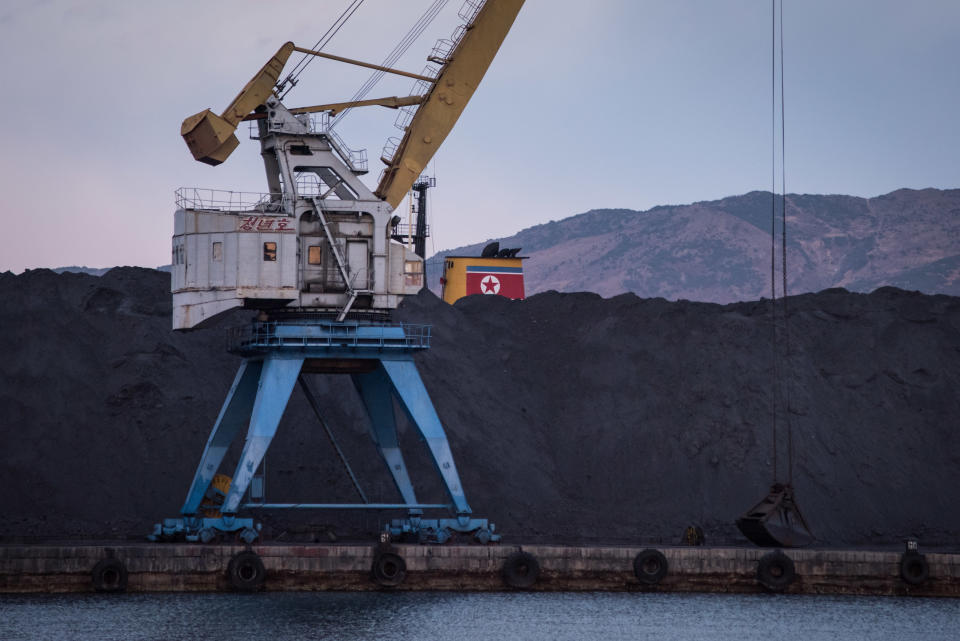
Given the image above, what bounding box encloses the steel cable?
[779,0,794,486]
[278,0,366,99]
[330,0,451,129]
[769,0,779,484]
[769,0,793,485]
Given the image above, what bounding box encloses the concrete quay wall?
[1,544,958,596]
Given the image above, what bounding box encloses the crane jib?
[375,0,526,209]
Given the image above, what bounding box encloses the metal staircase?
[310,198,372,321]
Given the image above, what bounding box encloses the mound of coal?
[2,267,959,546]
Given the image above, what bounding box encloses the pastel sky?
[1,0,957,273]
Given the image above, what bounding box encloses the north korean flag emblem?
[466,265,524,299]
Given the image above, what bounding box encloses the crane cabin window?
[263,242,277,261]
[307,245,323,265]
[404,260,423,287]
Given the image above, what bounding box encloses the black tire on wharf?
[633,549,669,585]
[227,551,266,592]
[900,552,929,585]
[502,551,540,589]
[372,552,407,587]
[756,550,796,592]
[91,558,128,593]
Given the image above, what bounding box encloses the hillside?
[2,268,959,546]
[427,188,960,303]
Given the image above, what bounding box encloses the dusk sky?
[1,0,957,273]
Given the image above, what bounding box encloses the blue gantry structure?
[150,318,498,544]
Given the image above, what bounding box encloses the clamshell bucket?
[736,483,813,547]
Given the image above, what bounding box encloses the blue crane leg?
[180,360,263,516]
[221,356,304,514]
[380,359,472,515]
[352,368,420,510]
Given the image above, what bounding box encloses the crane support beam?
[241,95,424,120]
[375,0,525,209]
[293,46,436,82]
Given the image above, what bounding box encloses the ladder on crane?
[310,198,372,321]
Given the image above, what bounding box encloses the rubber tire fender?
[502,551,540,589]
[900,552,929,585]
[372,552,407,587]
[227,551,266,592]
[91,558,128,593]
[757,550,796,592]
[633,549,669,585]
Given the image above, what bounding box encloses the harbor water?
[1,591,958,641]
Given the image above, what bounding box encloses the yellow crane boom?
[180,0,525,194]
[375,0,525,209]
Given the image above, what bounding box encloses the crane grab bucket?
[181,41,295,166]
[736,483,814,547]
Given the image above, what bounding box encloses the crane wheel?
[227,551,266,592]
[91,558,128,593]
[757,550,796,592]
[900,552,929,585]
[633,549,669,585]
[502,551,540,589]
[371,552,407,587]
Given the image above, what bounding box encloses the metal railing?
[380,137,401,164]
[296,174,325,197]
[175,187,288,212]
[459,0,486,23]
[391,222,431,238]
[328,132,368,174]
[228,320,432,354]
[394,67,438,132]
[247,113,368,174]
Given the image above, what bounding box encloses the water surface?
[1,591,957,641]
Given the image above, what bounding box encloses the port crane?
[152,0,525,545]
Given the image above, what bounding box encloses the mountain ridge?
[427,187,960,303]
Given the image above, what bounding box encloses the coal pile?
[2,267,959,547]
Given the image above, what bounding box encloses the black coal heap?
[2,267,958,546]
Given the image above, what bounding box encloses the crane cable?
[277,0,366,99]
[779,0,794,487]
[330,0,452,129]
[769,0,793,485]
[769,0,780,484]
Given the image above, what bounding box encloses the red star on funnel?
[481,276,500,294]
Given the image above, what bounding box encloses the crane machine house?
[171,51,425,329]
[172,95,423,329]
